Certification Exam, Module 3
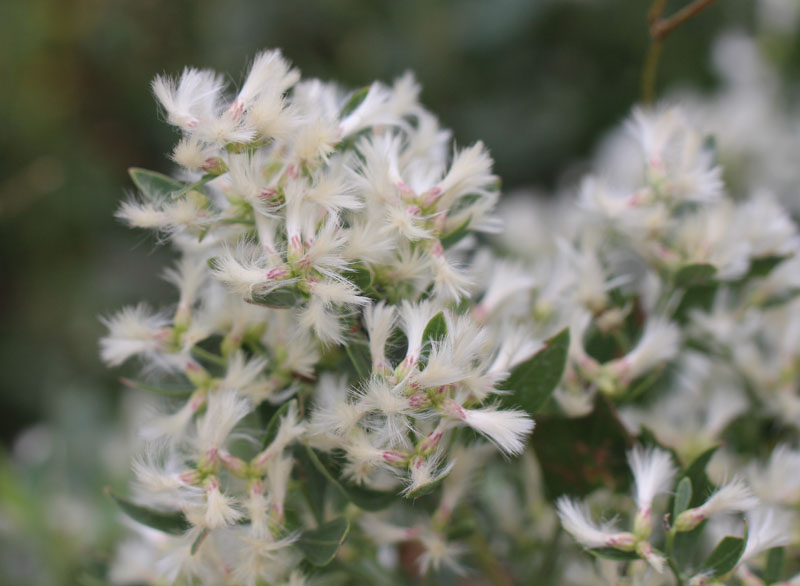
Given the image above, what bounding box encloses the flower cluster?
[102,50,540,585]
[103,43,800,586]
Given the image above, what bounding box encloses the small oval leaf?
[501,328,570,415]
[674,263,717,288]
[250,287,301,308]
[439,216,471,249]
[108,490,190,535]
[588,547,640,561]
[262,399,297,449]
[297,517,350,566]
[672,477,693,521]
[302,445,395,511]
[129,168,184,201]
[706,535,745,577]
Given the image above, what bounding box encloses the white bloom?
[448,402,534,456]
[628,445,676,513]
[100,304,170,366]
[675,477,759,531]
[196,390,251,453]
[556,497,636,550]
[152,68,224,130]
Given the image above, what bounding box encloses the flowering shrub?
[102,49,800,585]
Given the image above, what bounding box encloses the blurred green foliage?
[0,0,757,583]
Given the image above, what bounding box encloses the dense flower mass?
[103,49,543,585]
[104,45,800,586]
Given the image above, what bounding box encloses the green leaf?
[674,263,717,288]
[748,255,789,279]
[129,168,184,201]
[262,399,297,449]
[108,490,190,535]
[705,535,745,577]
[191,528,210,555]
[119,378,193,397]
[302,445,395,511]
[297,517,350,566]
[419,312,447,368]
[764,547,785,584]
[439,216,471,249]
[422,312,447,344]
[682,445,720,508]
[250,287,301,308]
[587,547,640,561]
[339,86,371,119]
[345,339,372,382]
[535,395,633,498]
[294,445,327,524]
[502,328,570,416]
[672,477,692,521]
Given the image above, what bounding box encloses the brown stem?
[641,0,721,103]
[642,38,664,105]
[651,0,720,41]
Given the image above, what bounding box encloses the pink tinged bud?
[188,389,208,413]
[382,450,408,465]
[444,399,467,421]
[219,451,248,477]
[265,266,290,280]
[179,469,203,485]
[408,393,429,409]
[605,533,637,551]
[395,180,414,196]
[674,508,706,532]
[406,204,421,217]
[286,164,299,180]
[431,240,444,258]
[420,431,443,453]
[259,187,278,201]
[250,480,264,495]
[422,186,443,207]
[289,234,303,256]
[227,99,244,120]
[472,304,489,324]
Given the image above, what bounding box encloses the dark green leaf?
[587,547,640,561]
[682,445,720,508]
[262,399,297,449]
[705,536,745,577]
[108,490,190,535]
[302,445,395,511]
[129,168,184,201]
[297,517,350,566]
[673,477,692,521]
[250,287,301,309]
[339,86,371,119]
[439,216,471,249]
[748,255,789,279]
[502,328,570,416]
[191,528,210,555]
[674,264,717,288]
[422,312,447,344]
[345,339,372,382]
[119,378,193,397]
[536,395,633,498]
[294,445,327,524]
[764,547,785,584]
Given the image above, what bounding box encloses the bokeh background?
[0,0,776,583]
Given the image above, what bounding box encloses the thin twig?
[642,0,721,103]
[651,0,720,41]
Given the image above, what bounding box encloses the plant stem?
[642,0,721,104]
[470,531,513,586]
[652,0,720,41]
